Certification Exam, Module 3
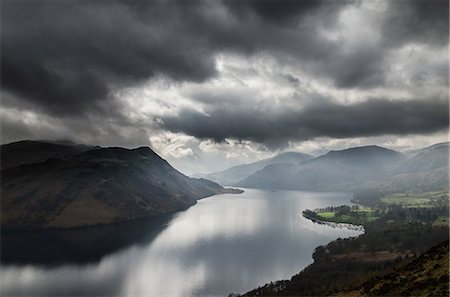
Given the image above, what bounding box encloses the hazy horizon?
[1,138,448,176]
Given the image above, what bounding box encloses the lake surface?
[1,188,362,296]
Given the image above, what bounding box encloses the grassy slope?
[334,240,449,297]
[381,191,448,207]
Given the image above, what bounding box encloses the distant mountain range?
[197,142,448,192]
[237,143,449,192]
[192,152,313,185]
[1,140,241,230]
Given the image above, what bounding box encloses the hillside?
[241,201,449,297]
[1,142,241,230]
[398,143,448,173]
[238,144,448,192]
[243,239,449,297]
[335,240,449,297]
[238,146,405,191]
[361,143,449,192]
[196,152,312,186]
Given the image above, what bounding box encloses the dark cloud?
[1,0,448,150]
[1,0,381,117]
[223,0,325,25]
[158,98,449,148]
[382,0,449,47]
[1,0,217,115]
[311,44,387,89]
[2,57,109,115]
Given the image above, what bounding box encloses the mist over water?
[1,189,362,297]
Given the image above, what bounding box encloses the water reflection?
[1,189,363,296]
[1,214,175,266]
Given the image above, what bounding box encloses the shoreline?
[242,199,449,296]
[238,211,366,296]
[1,187,244,232]
[302,210,365,232]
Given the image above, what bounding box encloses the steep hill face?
[198,152,312,186]
[1,143,240,230]
[238,146,405,191]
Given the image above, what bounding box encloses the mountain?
[196,152,312,186]
[363,142,449,192]
[397,142,449,174]
[238,146,406,191]
[0,140,97,169]
[405,141,449,157]
[1,141,242,230]
[238,143,449,192]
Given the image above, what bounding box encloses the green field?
[381,191,449,207]
[317,212,334,218]
[316,210,379,225]
[310,191,449,226]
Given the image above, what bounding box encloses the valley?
[1,139,448,297]
[2,1,448,296]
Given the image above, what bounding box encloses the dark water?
[1,188,362,296]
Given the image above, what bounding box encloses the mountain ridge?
[237,144,447,192]
[194,151,313,185]
[1,140,98,169]
[1,141,242,230]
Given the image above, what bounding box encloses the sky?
[1,0,449,175]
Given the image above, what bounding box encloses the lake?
[1,188,363,296]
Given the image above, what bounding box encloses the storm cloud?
[1,0,218,115]
[1,0,448,173]
[3,0,446,116]
[223,0,327,25]
[158,98,449,147]
[381,0,449,47]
